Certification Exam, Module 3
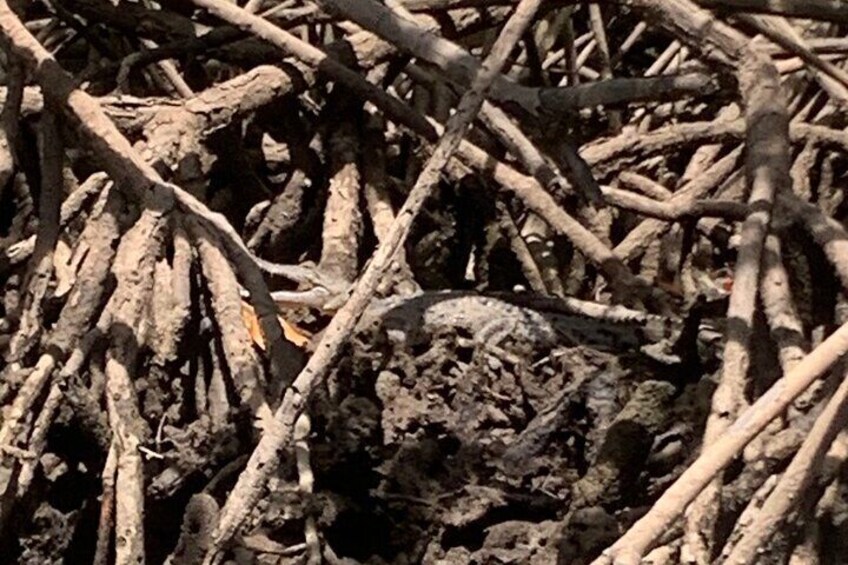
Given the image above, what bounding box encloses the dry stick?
[48,187,127,361]
[7,111,63,362]
[588,3,621,131]
[189,218,273,427]
[105,209,167,565]
[680,105,741,185]
[362,113,418,295]
[0,58,23,203]
[723,363,848,563]
[581,118,848,170]
[481,105,613,248]
[760,234,806,378]
[685,51,789,565]
[738,233,806,466]
[294,414,320,565]
[0,188,126,502]
[204,0,545,558]
[588,0,786,561]
[138,32,195,98]
[0,356,56,531]
[15,381,62,498]
[180,0,433,135]
[591,318,848,565]
[206,334,230,428]
[618,172,674,201]
[720,473,780,559]
[139,66,305,200]
[611,20,648,67]
[581,121,744,175]
[778,54,848,77]
[647,41,682,77]
[780,194,848,297]
[695,0,848,24]
[397,0,848,23]
[561,9,579,85]
[600,186,748,220]
[150,254,177,363]
[622,0,750,69]
[442,110,654,303]
[93,441,118,565]
[495,201,549,294]
[629,40,682,128]
[737,14,848,104]
[319,95,363,283]
[168,222,194,356]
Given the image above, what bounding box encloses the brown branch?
[696,0,848,24]
[319,92,364,282]
[104,209,167,565]
[0,189,128,520]
[189,217,273,428]
[686,50,789,562]
[0,354,56,529]
[588,3,621,131]
[139,65,305,189]
[190,0,655,302]
[15,380,62,498]
[779,192,848,294]
[187,0,434,135]
[294,414,321,564]
[362,113,419,295]
[760,234,806,373]
[0,58,22,204]
[600,186,748,220]
[7,111,63,362]
[48,188,128,357]
[479,100,604,207]
[617,172,673,201]
[495,201,549,295]
[93,441,118,565]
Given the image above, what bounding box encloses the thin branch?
[600,186,748,220]
[686,48,789,564]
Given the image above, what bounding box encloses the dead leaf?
[241,301,267,351]
[280,317,311,348]
[240,301,312,351]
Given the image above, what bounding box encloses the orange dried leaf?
[240,301,267,351]
[240,301,311,350]
[280,317,311,348]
